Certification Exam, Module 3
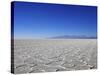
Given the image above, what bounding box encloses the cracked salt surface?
[13,39,97,74]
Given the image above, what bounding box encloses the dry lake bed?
[13,39,97,74]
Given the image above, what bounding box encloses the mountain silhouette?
[49,35,97,39]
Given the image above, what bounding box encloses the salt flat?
[13,39,97,74]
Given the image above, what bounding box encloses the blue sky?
[13,1,97,39]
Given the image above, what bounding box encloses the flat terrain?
[13,39,97,74]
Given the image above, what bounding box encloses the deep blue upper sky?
[13,1,97,39]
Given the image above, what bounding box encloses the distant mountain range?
[49,35,97,39]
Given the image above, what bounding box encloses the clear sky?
[13,1,97,39]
